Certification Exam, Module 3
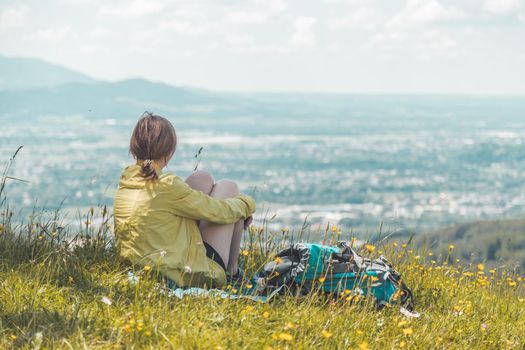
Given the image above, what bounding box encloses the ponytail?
[140,159,158,181]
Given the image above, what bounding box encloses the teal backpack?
[255,242,414,311]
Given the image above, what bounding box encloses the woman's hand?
[243,215,253,230]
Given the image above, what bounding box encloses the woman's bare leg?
[228,220,244,273]
[185,170,214,195]
[185,170,215,226]
[199,180,243,273]
[185,172,243,274]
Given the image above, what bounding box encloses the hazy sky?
[1,0,524,94]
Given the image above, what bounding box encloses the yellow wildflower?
[10,335,17,341]
[321,330,332,338]
[241,250,249,257]
[262,311,270,319]
[319,276,326,283]
[143,265,151,272]
[277,332,293,341]
[448,244,455,250]
[477,263,485,271]
[403,328,414,336]
[274,257,283,264]
[365,244,376,253]
[358,341,368,350]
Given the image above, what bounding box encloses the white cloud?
[365,30,405,51]
[483,0,522,15]
[227,11,267,24]
[78,44,101,54]
[33,26,76,43]
[98,0,165,18]
[60,0,97,3]
[386,0,466,28]
[158,19,206,35]
[291,16,317,47]
[229,43,292,55]
[327,6,382,30]
[418,29,457,52]
[0,4,30,27]
[226,34,255,46]
[89,27,112,39]
[254,0,287,13]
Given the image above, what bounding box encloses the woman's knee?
[210,179,240,199]
[185,170,214,194]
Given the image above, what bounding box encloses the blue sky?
[0,0,524,94]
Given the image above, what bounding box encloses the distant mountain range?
[2,54,524,121]
[0,55,97,90]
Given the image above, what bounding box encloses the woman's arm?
[168,176,256,224]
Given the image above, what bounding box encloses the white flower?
[183,265,192,274]
[159,250,167,257]
[101,296,112,306]
[32,332,43,349]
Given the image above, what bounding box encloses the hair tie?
[140,159,158,180]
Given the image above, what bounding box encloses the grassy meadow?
[1,154,524,349]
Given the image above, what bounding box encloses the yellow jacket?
[113,161,256,288]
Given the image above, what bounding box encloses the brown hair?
[129,111,177,180]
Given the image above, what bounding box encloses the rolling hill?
[0,55,96,90]
[412,218,525,271]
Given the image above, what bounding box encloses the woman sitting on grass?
[113,112,256,288]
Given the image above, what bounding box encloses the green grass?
[0,206,524,350]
